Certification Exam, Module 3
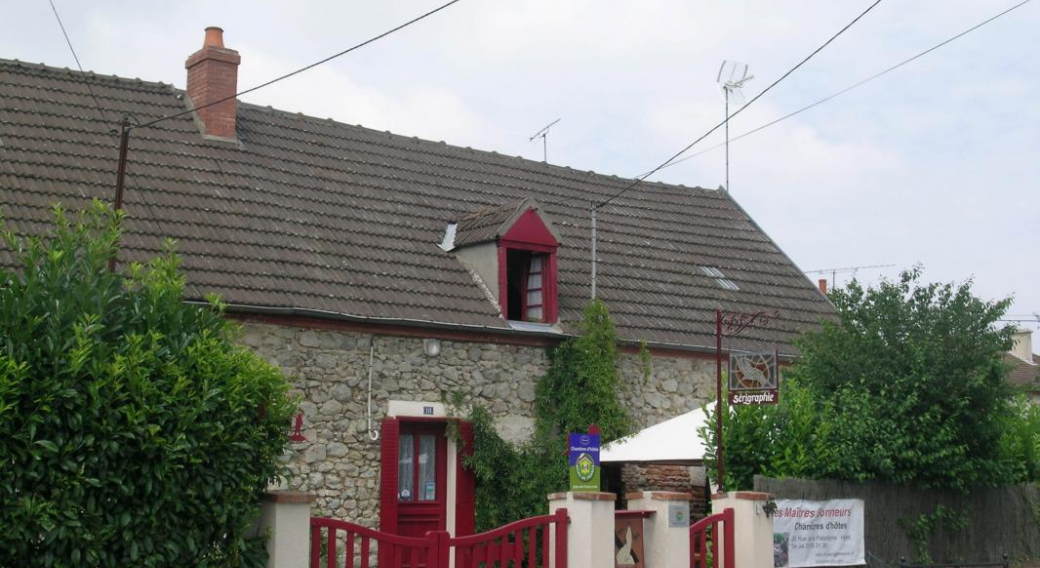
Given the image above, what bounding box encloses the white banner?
[772,499,865,568]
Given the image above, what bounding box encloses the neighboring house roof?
[0,58,835,354]
[1005,353,1040,392]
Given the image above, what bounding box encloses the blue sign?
[568,433,601,491]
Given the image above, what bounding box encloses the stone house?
[0,28,835,537]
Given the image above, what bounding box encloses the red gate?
[311,508,568,568]
[451,508,567,568]
[689,508,734,568]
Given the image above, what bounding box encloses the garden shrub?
[703,269,1027,491]
[0,202,296,567]
[458,298,632,530]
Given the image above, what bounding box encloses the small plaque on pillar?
[668,503,690,527]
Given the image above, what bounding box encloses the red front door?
[395,422,448,537]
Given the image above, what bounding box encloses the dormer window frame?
[498,238,558,324]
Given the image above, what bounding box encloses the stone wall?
[239,321,715,525]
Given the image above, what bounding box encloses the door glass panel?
[418,434,437,501]
[398,434,414,502]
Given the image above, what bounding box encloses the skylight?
[438,222,457,251]
[699,266,740,291]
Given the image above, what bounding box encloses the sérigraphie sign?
[728,351,780,406]
[772,499,865,568]
[568,433,601,492]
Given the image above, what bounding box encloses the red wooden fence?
[689,508,734,568]
[450,508,567,568]
[310,517,445,568]
[311,508,568,568]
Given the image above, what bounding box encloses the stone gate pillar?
[712,491,774,568]
[548,492,616,568]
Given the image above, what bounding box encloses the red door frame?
[380,417,476,537]
[396,421,448,536]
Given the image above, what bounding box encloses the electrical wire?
[652,0,1037,173]
[48,0,109,122]
[595,0,883,210]
[134,0,465,130]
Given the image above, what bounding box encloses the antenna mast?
[529,118,561,163]
[804,263,895,287]
[716,61,753,194]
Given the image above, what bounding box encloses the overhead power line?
[589,0,883,299]
[48,0,108,121]
[135,0,465,130]
[655,0,1036,172]
[595,0,883,210]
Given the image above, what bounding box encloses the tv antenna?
[804,263,895,288]
[529,118,561,163]
[716,61,753,194]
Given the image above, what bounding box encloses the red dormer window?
[451,199,560,324]
[497,207,559,323]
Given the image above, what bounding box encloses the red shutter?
[545,252,558,322]
[455,420,476,536]
[497,245,508,319]
[379,418,400,533]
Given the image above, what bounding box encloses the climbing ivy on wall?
[452,299,633,531]
[534,299,633,443]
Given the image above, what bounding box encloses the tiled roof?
[0,58,836,354]
[1006,353,1040,391]
[455,199,527,247]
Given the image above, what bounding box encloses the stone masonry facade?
[239,321,716,526]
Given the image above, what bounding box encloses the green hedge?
[0,202,296,567]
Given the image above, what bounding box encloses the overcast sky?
[3,0,1038,332]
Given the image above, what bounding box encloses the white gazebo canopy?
[601,405,712,466]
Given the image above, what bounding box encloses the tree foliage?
[535,299,632,443]
[0,202,296,567]
[461,298,631,530]
[703,269,1034,491]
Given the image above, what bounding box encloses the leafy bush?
[461,299,631,530]
[462,406,566,532]
[535,299,632,443]
[0,202,296,567]
[704,269,1027,491]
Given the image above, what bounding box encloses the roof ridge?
[236,100,710,197]
[0,58,175,93]
[3,56,717,199]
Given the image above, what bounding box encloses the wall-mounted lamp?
[423,338,441,357]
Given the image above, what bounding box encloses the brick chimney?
[818,279,828,295]
[185,27,240,140]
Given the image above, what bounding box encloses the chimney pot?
[203,26,225,48]
[185,27,240,140]
[818,279,828,295]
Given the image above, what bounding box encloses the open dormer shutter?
[524,254,545,322]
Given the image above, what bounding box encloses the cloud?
[236,47,493,147]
